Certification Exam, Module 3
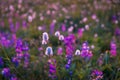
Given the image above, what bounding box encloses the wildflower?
[82,17,88,23]
[0,57,4,67]
[59,35,64,41]
[1,68,11,78]
[42,40,47,45]
[45,47,53,56]
[11,57,19,67]
[64,34,76,55]
[75,49,81,55]
[115,27,120,36]
[97,54,104,66]
[61,24,66,32]
[55,31,60,37]
[42,32,49,44]
[10,74,18,80]
[91,14,97,20]
[50,21,56,34]
[78,28,84,38]
[91,69,103,80]
[23,52,30,68]
[65,55,73,76]
[110,40,117,57]
[57,47,63,55]
[48,59,56,79]
[85,25,89,30]
[80,41,93,60]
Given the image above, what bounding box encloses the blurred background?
[0,0,120,80]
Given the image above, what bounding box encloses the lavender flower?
[57,47,63,55]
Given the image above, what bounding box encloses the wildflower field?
[0,0,120,80]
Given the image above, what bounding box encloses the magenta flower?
[61,23,66,32]
[77,28,84,38]
[57,47,63,55]
[110,41,117,57]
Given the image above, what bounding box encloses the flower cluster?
[55,31,64,41]
[12,39,30,67]
[91,69,103,80]
[0,33,14,48]
[64,34,76,55]
[80,41,93,60]
[1,68,18,80]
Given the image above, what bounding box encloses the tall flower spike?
[57,47,63,55]
[45,47,53,56]
[110,40,117,57]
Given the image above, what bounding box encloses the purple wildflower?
[77,28,84,38]
[50,22,55,34]
[57,47,63,55]
[0,57,4,67]
[61,23,66,32]
[80,41,93,60]
[1,68,11,78]
[48,59,57,79]
[91,69,103,80]
[115,27,120,36]
[64,34,76,55]
[110,40,117,57]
